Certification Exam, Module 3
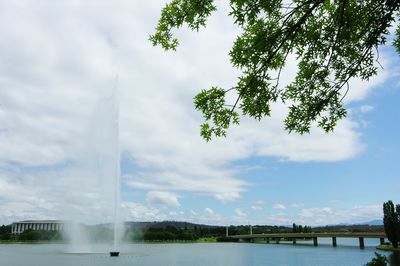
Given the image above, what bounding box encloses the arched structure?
[11,220,65,234]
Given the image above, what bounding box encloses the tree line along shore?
[0,221,383,243]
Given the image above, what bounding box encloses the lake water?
[0,239,398,266]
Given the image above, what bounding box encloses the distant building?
[11,220,65,234]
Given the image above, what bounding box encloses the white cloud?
[264,213,291,225]
[290,203,304,208]
[125,171,247,203]
[360,105,375,113]
[343,52,396,103]
[146,191,180,208]
[232,114,365,162]
[0,165,121,225]
[205,208,215,215]
[186,207,224,225]
[0,1,395,224]
[0,176,58,223]
[234,208,246,217]
[264,204,382,226]
[298,205,382,225]
[121,202,166,221]
[251,205,263,211]
[273,203,286,210]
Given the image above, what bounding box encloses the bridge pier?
[359,237,364,249]
[313,237,318,246]
[231,232,386,247]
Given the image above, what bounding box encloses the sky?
[0,1,399,227]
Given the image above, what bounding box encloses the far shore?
[376,244,400,252]
[0,236,220,245]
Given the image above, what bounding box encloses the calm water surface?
[0,240,398,266]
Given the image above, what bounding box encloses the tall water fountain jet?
[110,78,120,257]
[61,78,122,255]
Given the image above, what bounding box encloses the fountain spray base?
[110,251,120,257]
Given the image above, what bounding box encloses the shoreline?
[376,244,400,252]
[0,237,219,245]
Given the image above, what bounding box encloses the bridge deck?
[230,232,386,239]
[230,232,386,248]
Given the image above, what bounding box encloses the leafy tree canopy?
[150,0,400,140]
[383,200,400,248]
[364,252,388,266]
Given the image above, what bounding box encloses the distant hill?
[360,219,383,226]
[124,221,221,230]
[123,220,384,228]
[323,220,383,227]
[91,220,384,233]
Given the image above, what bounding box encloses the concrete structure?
[11,220,65,234]
[231,232,386,249]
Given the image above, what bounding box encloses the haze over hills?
[323,220,383,227]
[361,220,383,226]
[7,219,382,229]
[120,219,384,231]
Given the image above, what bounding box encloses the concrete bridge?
[230,232,386,249]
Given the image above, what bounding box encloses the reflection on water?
[0,242,396,266]
[293,237,382,247]
[389,252,400,266]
